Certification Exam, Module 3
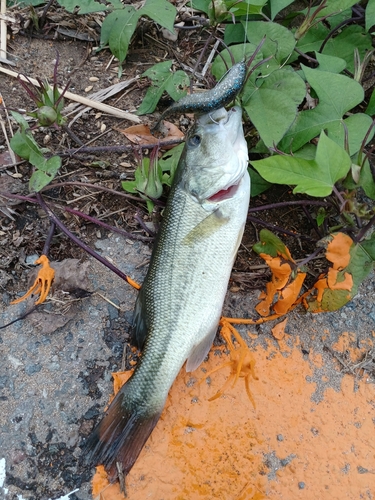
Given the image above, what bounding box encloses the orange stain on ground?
[93,334,375,500]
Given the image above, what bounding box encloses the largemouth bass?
[84,106,250,480]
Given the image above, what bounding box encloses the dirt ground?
[0,10,375,500]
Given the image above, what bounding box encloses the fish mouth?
[208,183,240,202]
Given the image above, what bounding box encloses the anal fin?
[186,327,217,372]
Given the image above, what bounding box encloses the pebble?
[48,363,60,371]
[25,364,42,375]
[25,254,39,265]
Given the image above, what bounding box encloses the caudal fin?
[83,384,162,481]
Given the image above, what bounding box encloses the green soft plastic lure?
[154,61,246,129]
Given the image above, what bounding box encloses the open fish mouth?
[208,183,240,202]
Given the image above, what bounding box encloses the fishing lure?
[153,60,246,129]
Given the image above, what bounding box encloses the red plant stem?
[0,191,153,241]
[36,192,143,287]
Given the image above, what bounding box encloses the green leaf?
[315,52,346,73]
[326,113,374,157]
[346,235,375,290]
[316,207,326,227]
[360,233,375,261]
[229,0,268,16]
[318,0,359,17]
[28,157,61,192]
[36,155,61,174]
[322,25,372,73]
[10,111,30,130]
[307,232,375,312]
[253,229,292,259]
[242,20,295,68]
[295,23,329,54]
[212,44,259,81]
[137,61,189,115]
[10,129,41,161]
[224,23,246,45]
[242,68,306,147]
[121,180,138,193]
[279,65,365,152]
[251,131,351,197]
[158,143,184,185]
[270,0,295,20]
[366,0,375,32]
[140,0,177,33]
[101,7,140,63]
[248,167,271,196]
[359,160,375,200]
[29,170,53,193]
[56,0,107,14]
[190,0,210,15]
[365,87,375,116]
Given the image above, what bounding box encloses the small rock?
[25,254,39,265]
[25,364,42,375]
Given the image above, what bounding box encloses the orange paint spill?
[93,334,375,499]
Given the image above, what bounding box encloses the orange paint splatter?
[271,318,288,340]
[92,334,375,499]
[325,232,353,269]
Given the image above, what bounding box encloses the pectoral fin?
[182,209,229,246]
[186,327,217,372]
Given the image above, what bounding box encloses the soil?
[0,5,374,500]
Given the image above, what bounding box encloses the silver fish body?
[84,106,250,480]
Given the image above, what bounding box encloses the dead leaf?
[118,121,184,147]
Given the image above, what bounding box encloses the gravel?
[0,234,374,499]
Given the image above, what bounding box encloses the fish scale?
[84,106,250,481]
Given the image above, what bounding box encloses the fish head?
[182,106,249,206]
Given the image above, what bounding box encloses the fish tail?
[83,381,162,481]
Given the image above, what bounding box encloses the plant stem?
[356,212,375,241]
[248,199,333,213]
[297,247,325,268]
[63,206,153,242]
[1,190,154,242]
[36,193,142,287]
[42,181,149,203]
[42,222,55,256]
[247,215,314,240]
[58,139,184,157]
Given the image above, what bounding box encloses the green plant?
[10,112,62,192]
[121,143,184,211]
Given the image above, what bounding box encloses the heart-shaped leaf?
[137,61,189,115]
[242,68,306,147]
[251,131,351,197]
[279,65,365,152]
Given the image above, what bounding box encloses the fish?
[153,61,246,130]
[84,105,250,481]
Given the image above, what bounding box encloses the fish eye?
[189,134,201,147]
